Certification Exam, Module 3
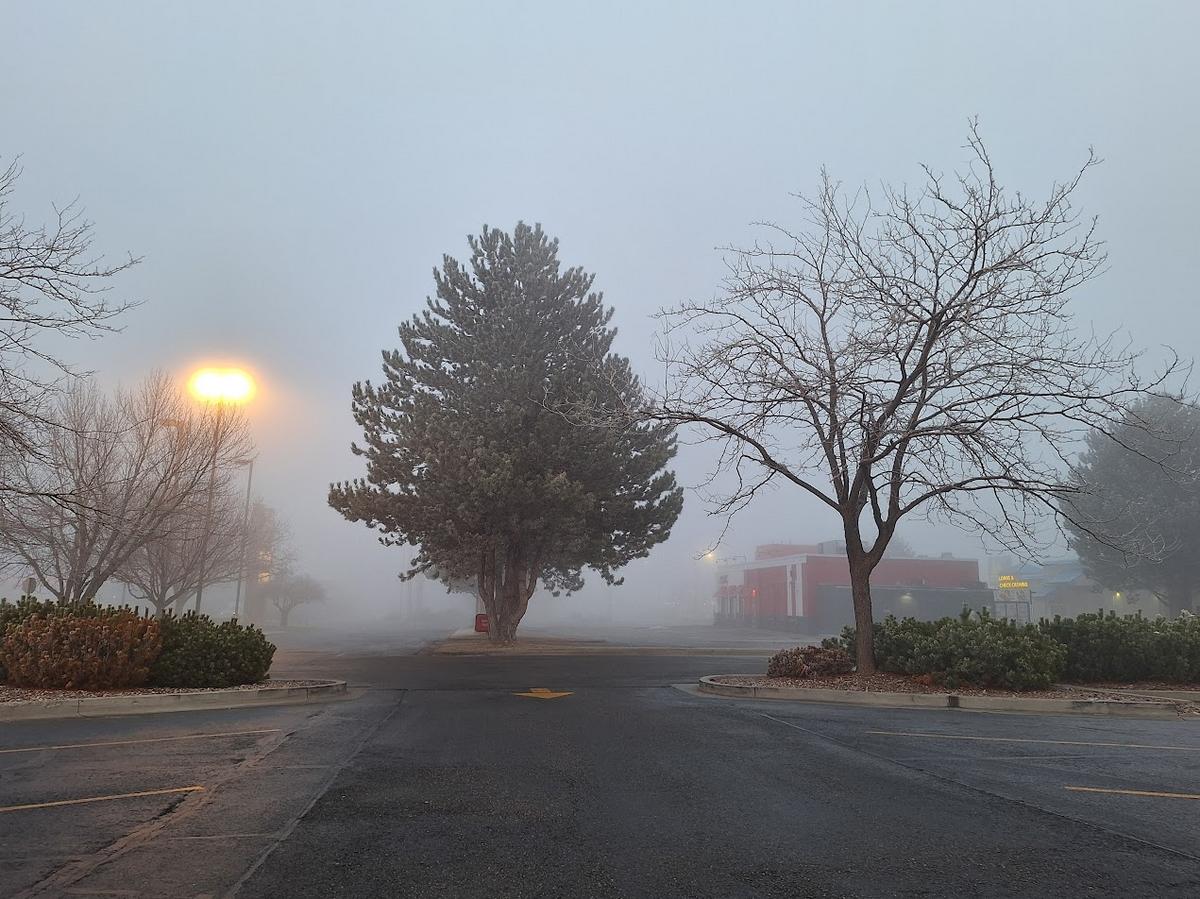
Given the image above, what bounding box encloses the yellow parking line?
[865,731,1200,752]
[0,786,204,813]
[0,729,281,755]
[1066,786,1200,800]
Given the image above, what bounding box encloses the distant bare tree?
[0,157,136,460]
[0,372,252,602]
[117,486,245,617]
[242,500,294,623]
[266,573,327,627]
[652,125,1182,672]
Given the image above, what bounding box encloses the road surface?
[2,624,1198,897]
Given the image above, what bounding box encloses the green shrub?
[149,613,275,688]
[834,611,1066,690]
[823,616,940,671]
[1,611,162,689]
[767,645,854,678]
[1039,610,1200,683]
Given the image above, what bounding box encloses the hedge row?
[823,610,1066,690]
[0,598,275,690]
[1040,611,1200,683]
[819,608,1200,690]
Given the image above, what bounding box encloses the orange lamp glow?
[188,368,256,404]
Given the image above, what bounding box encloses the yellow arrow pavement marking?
[513,687,573,700]
[0,786,204,814]
[1066,786,1200,800]
[0,729,281,755]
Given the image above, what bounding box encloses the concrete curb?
[697,676,1187,718]
[0,680,349,722]
[429,636,778,656]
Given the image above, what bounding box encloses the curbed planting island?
[699,611,1200,719]
[0,597,346,720]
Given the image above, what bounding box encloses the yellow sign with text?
[997,575,1031,590]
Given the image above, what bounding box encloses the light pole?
[188,367,256,616]
[233,456,255,619]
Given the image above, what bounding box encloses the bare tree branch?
[643,123,1186,671]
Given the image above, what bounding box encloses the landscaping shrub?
[0,597,140,681]
[1039,610,1200,683]
[149,613,275,688]
[833,611,1066,690]
[767,645,854,678]
[823,616,940,672]
[0,611,162,689]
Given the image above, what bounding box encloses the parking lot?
[740,698,1200,860]
[3,646,1200,897]
[0,693,388,898]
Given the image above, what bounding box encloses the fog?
[4,2,1198,628]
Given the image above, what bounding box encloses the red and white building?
[714,542,994,634]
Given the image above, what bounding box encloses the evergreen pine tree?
[329,223,683,642]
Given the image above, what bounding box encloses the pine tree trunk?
[848,550,877,675]
[481,551,535,645]
[488,566,521,644]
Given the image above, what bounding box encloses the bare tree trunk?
[280,607,290,628]
[847,548,877,675]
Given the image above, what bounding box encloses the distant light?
[1114,591,1122,600]
[703,550,717,561]
[189,368,256,404]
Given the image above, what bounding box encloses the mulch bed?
[711,673,1171,702]
[1062,680,1200,693]
[0,680,330,704]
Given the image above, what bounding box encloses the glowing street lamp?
[188,366,256,615]
[188,367,256,405]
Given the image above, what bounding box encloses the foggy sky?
[4,2,1198,622]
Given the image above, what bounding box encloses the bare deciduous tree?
[242,500,294,624]
[266,573,327,628]
[117,487,245,617]
[0,157,136,460]
[0,372,252,602]
[652,126,1181,672]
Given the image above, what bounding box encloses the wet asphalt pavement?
[2,625,1199,897]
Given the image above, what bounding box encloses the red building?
[715,542,992,634]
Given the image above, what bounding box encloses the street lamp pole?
[233,457,255,620]
[193,403,224,614]
[187,367,256,617]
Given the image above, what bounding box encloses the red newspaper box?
[474,613,489,633]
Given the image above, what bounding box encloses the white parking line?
[1066,786,1200,800]
[0,786,204,814]
[865,731,1200,752]
[0,729,281,755]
